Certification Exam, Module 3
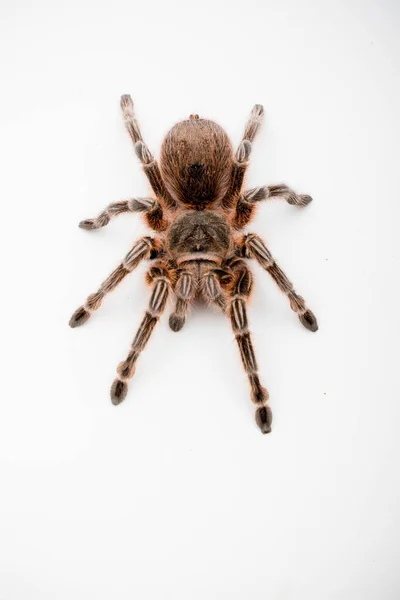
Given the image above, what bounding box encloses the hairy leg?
[120,95,177,211]
[169,265,229,332]
[221,104,264,210]
[242,234,318,332]
[200,269,227,308]
[232,184,313,229]
[69,236,160,328]
[228,260,272,433]
[79,197,168,232]
[110,264,171,404]
[169,269,197,332]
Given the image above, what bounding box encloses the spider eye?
[188,163,204,177]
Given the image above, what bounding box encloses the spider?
[69,95,318,434]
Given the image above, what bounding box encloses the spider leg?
[110,263,171,404]
[168,265,228,332]
[200,268,227,312]
[120,95,177,212]
[69,236,161,328]
[242,104,265,144]
[242,234,318,332]
[222,104,264,209]
[227,260,272,434]
[232,185,313,229]
[79,197,168,233]
[221,104,264,210]
[169,269,197,332]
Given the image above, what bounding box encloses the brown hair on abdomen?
[160,119,233,209]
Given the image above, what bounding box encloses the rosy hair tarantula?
[69,95,318,434]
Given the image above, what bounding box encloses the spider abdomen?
[160,119,233,208]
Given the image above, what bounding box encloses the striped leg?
[200,269,227,312]
[110,266,171,404]
[169,298,189,332]
[120,95,177,211]
[228,261,272,434]
[79,197,168,232]
[169,269,197,332]
[242,104,265,143]
[221,105,264,210]
[244,234,318,332]
[69,236,158,328]
[232,184,313,229]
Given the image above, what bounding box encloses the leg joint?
[246,235,274,268]
[122,237,153,271]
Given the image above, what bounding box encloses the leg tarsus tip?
[299,194,313,206]
[299,310,318,332]
[110,379,128,405]
[79,219,96,230]
[255,406,272,434]
[69,306,91,328]
[120,94,133,108]
[169,314,185,332]
[252,104,264,118]
[287,194,313,207]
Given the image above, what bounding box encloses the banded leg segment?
[264,184,312,207]
[79,197,167,232]
[243,234,318,332]
[69,236,159,328]
[110,267,171,404]
[201,269,227,312]
[120,95,177,211]
[221,105,264,210]
[228,261,272,433]
[169,270,197,332]
[232,184,313,229]
[242,104,265,143]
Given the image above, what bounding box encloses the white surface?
[0,0,399,598]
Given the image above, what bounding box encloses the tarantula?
[69,95,318,434]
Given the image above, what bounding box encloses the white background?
[0,0,399,598]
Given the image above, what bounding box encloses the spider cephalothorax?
[70,95,318,434]
[167,211,231,258]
